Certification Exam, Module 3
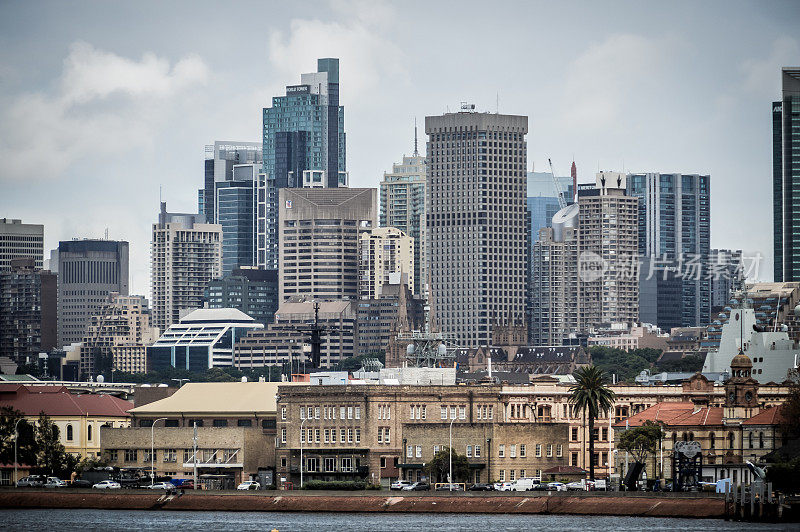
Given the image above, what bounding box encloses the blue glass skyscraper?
[774,68,800,282]
[258,58,346,269]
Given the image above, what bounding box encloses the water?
[0,509,793,531]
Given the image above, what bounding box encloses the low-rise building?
[587,324,669,352]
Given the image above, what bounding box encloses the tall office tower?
[151,202,222,332]
[531,173,638,344]
[774,68,800,282]
[358,227,414,299]
[53,239,129,347]
[710,249,744,312]
[379,140,427,296]
[627,173,711,329]
[200,141,262,224]
[357,282,425,356]
[526,172,574,241]
[205,267,279,326]
[0,218,44,271]
[426,110,528,347]
[0,258,57,363]
[81,293,159,378]
[259,58,346,270]
[279,188,376,302]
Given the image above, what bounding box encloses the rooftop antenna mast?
[414,118,419,157]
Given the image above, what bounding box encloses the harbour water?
[0,509,794,531]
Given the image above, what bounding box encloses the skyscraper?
[627,173,711,328]
[201,141,262,224]
[358,227,415,299]
[774,67,800,282]
[278,188,376,302]
[259,58,346,270]
[151,203,222,332]
[205,267,279,326]
[53,239,129,347]
[710,249,744,313]
[0,218,44,271]
[379,144,427,297]
[426,110,528,347]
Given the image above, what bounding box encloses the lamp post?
[300,417,308,488]
[449,414,456,491]
[150,417,167,484]
[13,418,23,486]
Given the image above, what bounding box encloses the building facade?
[278,188,377,302]
[0,218,43,272]
[358,227,415,299]
[201,141,262,225]
[627,172,711,329]
[259,58,346,270]
[205,267,279,326]
[774,68,800,282]
[53,239,129,347]
[0,258,57,363]
[380,152,427,296]
[426,111,528,347]
[151,203,222,332]
[357,283,425,357]
[709,249,744,312]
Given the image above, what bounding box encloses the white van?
[511,477,541,491]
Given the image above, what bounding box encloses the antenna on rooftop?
[414,118,419,157]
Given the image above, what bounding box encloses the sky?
[0,0,798,296]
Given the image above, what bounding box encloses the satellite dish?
[96,375,105,383]
[406,344,415,355]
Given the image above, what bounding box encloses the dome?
[730,352,752,369]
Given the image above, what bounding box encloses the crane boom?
[548,158,568,210]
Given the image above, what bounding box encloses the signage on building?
[285,200,292,209]
[286,85,310,94]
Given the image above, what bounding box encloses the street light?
[300,417,308,488]
[449,413,456,491]
[13,418,23,486]
[151,417,168,484]
[171,378,190,387]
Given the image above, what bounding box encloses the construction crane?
[548,158,568,210]
[295,301,339,369]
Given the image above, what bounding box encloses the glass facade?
[774,68,800,282]
[205,268,279,326]
[216,180,254,275]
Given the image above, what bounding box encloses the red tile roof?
[742,406,787,426]
[613,402,723,428]
[0,384,132,417]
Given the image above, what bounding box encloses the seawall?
[0,490,725,518]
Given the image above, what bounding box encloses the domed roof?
[730,351,752,369]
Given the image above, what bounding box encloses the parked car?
[68,479,93,489]
[92,480,121,489]
[147,482,174,490]
[391,480,413,491]
[566,481,585,491]
[237,480,261,490]
[435,483,463,491]
[402,482,430,491]
[16,475,46,488]
[546,482,567,492]
[495,482,514,491]
[45,477,67,488]
[512,478,541,491]
[468,483,494,491]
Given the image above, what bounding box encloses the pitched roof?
[742,406,788,426]
[613,402,723,428]
[0,384,132,417]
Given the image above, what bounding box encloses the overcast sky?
[0,0,798,296]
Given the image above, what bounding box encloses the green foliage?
[618,420,665,463]
[0,406,36,466]
[333,352,386,372]
[301,480,377,490]
[33,412,70,476]
[425,447,470,484]
[76,455,110,475]
[569,365,615,481]
[656,353,705,373]
[589,347,663,382]
[781,370,800,439]
[766,457,800,493]
[112,365,287,385]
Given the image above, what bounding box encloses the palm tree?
[569,365,616,481]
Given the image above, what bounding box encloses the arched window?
[683,432,688,442]
[710,433,716,449]
[688,432,694,441]
[748,432,753,449]
[87,424,92,441]
[728,432,735,449]
[672,433,677,446]
[66,424,73,441]
[759,432,764,449]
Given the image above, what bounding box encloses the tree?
[618,420,665,465]
[0,407,36,466]
[569,365,616,481]
[425,447,470,484]
[656,353,706,373]
[781,369,800,439]
[33,412,69,477]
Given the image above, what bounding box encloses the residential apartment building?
[0,258,57,363]
[357,282,425,357]
[586,324,669,352]
[81,293,159,377]
[709,248,744,312]
[426,111,528,347]
[151,202,222,332]
[0,218,43,272]
[380,151,427,297]
[259,58,346,270]
[358,227,414,299]
[628,172,711,329]
[774,68,800,282]
[279,188,377,302]
[53,239,129,347]
[205,267,279,326]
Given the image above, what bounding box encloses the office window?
[499,470,505,481]
[315,429,320,443]
[510,470,516,481]
[416,445,422,458]
[458,405,466,420]
[520,469,526,479]
[450,406,456,420]
[407,445,413,458]
[571,427,578,441]
[281,428,287,444]
[535,444,541,458]
[355,429,361,443]
[325,457,336,472]
[314,407,320,419]
[281,457,287,468]
[324,429,330,443]
[499,444,505,458]
[307,407,313,419]
[475,445,481,457]
[341,428,346,443]
[547,444,553,458]
[510,444,517,458]
[377,428,383,444]
[421,406,426,420]
[384,427,390,444]
[306,457,318,472]
[520,444,526,458]
[557,444,563,458]
[466,445,473,458]
[107,449,118,462]
[281,406,287,421]
[341,457,353,472]
[300,429,305,444]
[348,407,353,419]
[571,452,578,466]
[340,406,346,419]
[441,406,447,420]
[355,407,361,420]
[348,428,353,443]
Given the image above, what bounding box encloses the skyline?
[1,0,798,296]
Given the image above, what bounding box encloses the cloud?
[0,42,209,182]
[740,36,800,96]
[267,0,406,100]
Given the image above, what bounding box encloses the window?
[281,406,287,421]
[163,449,177,463]
[324,429,330,443]
[281,457,287,468]
[306,457,318,472]
[520,469,526,479]
[601,428,608,441]
[355,407,361,420]
[348,407,353,419]
[87,425,92,441]
[347,428,353,443]
[499,470,505,481]
[355,429,361,444]
[184,449,192,463]
[421,406,426,420]
[498,445,505,458]
[281,428,287,444]
[341,428,346,443]
[748,432,753,449]
[237,419,252,427]
[144,450,155,463]
[324,457,336,472]
[520,444,526,458]
[759,432,764,449]
[377,428,383,444]
[441,406,447,420]
[380,457,387,468]
[315,429,320,443]
[710,433,716,449]
[571,427,578,441]
[535,444,542,458]
[300,429,305,444]
[488,406,493,420]
[571,452,578,466]
[107,449,118,462]
[547,444,553,458]
[510,445,517,458]
[341,457,353,472]
[416,445,422,458]
[466,445,473,458]
[601,452,607,466]
[213,419,228,428]
[434,445,441,454]
[307,407,313,419]
[340,406,346,419]
[510,470,516,481]
[384,427,390,444]
[66,424,73,441]
[314,407,320,420]
[458,405,466,420]
[475,445,481,458]
[557,444,563,458]
[300,408,305,420]
[407,445,413,458]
